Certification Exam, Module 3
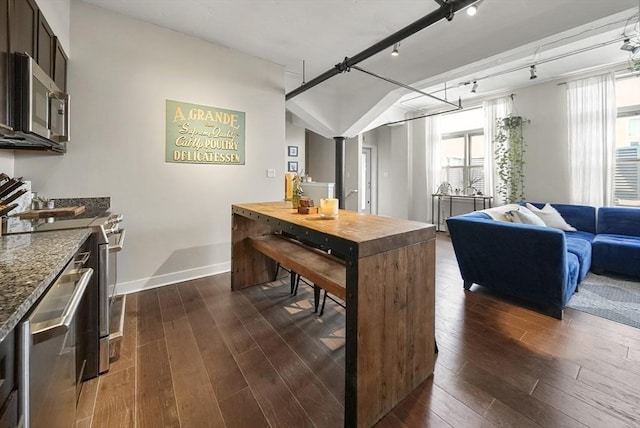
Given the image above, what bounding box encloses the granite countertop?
[0,229,92,342]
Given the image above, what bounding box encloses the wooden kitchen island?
[231,201,436,428]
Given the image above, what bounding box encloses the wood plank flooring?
[79,234,640,427]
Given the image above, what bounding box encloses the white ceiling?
[82,0,640,136]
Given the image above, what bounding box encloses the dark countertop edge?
[0,229,92,343]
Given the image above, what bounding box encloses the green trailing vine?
[494,115,530,203]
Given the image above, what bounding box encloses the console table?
[231,201,436,428]
[431,193,493,231]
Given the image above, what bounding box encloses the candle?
[320,198,339,218]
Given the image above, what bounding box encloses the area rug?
[567,273,640,329]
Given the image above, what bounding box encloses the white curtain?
[483,96,513,206]
[566,73,616,207]
[425,115,440,222]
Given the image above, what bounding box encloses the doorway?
[361,146,375,214]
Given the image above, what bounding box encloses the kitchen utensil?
[0,178,18,196]
[0,177,24,199]
[0,203,19,217]
[0,188,28,206]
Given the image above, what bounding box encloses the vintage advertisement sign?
[166,99,245,165]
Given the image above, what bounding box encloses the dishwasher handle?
[108,228,126,253]
[31,268,94,345]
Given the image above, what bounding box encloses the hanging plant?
[494,115,530,203]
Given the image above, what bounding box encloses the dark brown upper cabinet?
[6,0,67,91]
[53,37,68,92]
[9,0,38,58]
[37,10,54,76]
[1,0,9,130]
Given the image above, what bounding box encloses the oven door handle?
[31,268,93,345]
[48,91,70,141]
[109,228,126,253]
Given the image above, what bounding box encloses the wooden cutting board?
[14,205,86,219]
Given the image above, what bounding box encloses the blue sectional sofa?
[446,203,639,319]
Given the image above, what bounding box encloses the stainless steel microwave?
[0,53,69,153]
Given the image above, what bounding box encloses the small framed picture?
[288,146,298,157]
[288,161,298,172]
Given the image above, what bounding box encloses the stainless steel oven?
[92,214,126,373]
[19,256,93,428]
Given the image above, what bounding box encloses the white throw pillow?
[505,210,522,223]
[525,203,577,231]
[478,204,521,222]
[513,206,546,226]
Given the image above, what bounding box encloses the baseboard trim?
[116,262,231,295]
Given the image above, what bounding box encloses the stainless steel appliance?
[19,255,93,428]
[6,200,126,378]
[92,214,126,373]
[0,53,69,153]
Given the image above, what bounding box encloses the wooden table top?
[232,201,435,258]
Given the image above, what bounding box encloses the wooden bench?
[249,234,346,314]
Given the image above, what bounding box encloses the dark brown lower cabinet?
[0,329,16,428]
[0,391,17,428]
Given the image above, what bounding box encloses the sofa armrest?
[446,215,569,308]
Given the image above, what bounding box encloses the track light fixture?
[621,38,640,54]
[467,0,481,16]
[529,65,537,80]
[391,43,400,57]
[471,81,478,93]
[621,38,635,51]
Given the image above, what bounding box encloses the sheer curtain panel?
[483,96,512,206]
[566,73,616,206]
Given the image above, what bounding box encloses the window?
[614,76,640,206]
[439,108,485,194]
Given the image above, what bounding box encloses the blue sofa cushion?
[597,207,640,237]
[565,233,593,282]
[592,234,640,278]
[566,252,580,304]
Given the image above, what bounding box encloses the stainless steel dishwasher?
[18,259,93,428]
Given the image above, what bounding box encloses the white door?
[361,147,372,213]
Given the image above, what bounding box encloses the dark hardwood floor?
[78,234,640,427]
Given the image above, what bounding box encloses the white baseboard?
[115,262,231,295]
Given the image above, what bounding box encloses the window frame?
[440,128,484,192]
[614,100,640,207]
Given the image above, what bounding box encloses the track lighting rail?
[285,0,478,100]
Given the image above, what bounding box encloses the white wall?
[511,82,571,204]
[0,152,13,176]
[285,114,305,175]
[14,0,285,293]
[408,118,429,222]
[368,125,410,219]
[306,130,334,182]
